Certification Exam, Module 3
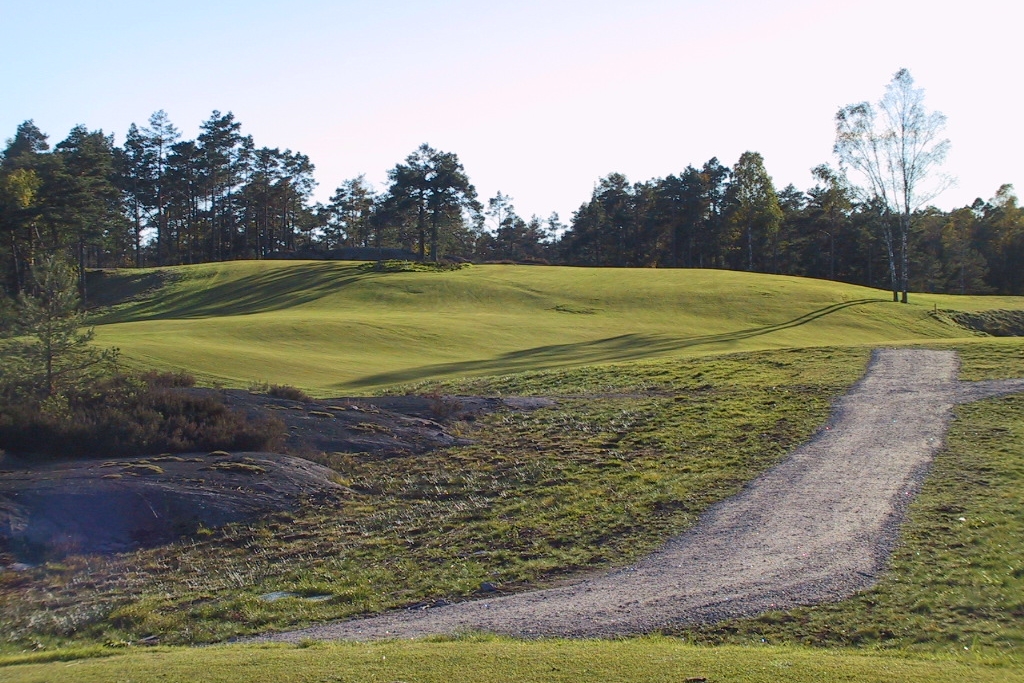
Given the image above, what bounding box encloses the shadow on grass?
[93,262,377,322]
[347,298,889,388]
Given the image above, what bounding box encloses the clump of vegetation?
[199,461,267,475]
[946,309,1024,337]
[248,381,312,402]
[122,463,164,476]
[364,259,468,273]
[140,369,196,388]
[0,372,285,459]
[268,384,312,402]
[349,422,391,434]
[426,392,463,420]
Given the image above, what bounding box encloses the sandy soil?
[256,348,1024,642]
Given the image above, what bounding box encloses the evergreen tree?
[198,111,243,261]
[385,144,481,261]
[52,126,125,301]
[0,121,53,295]
[143,111,180,265]
[730,151,783,272]
[0,255,117,405]
[324,177,378,250]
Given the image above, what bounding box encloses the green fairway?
[89,261,1023,394]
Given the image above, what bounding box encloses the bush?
[139,370,196,388]
[267,384,312,402]
[0,372,284,460]
[364,259,468,273]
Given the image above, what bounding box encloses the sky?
[2,0,1020,223]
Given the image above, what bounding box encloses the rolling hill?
[89,261,1023,393]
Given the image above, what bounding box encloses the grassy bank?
[3,265,1024,680]
[4,343,1023,663]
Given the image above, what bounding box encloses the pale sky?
[2,0,1020,223]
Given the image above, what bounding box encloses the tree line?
[2,75,1023,301]
[555,162,1024,297]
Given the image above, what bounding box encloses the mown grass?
[0,347,867,649]
[87,261,1022,393]
[2,639,1019,683]
[666,340,1024,656]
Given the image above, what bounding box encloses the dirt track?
[258,348,1023,642]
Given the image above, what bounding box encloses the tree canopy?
[835,68,952,302]
[2,88,1021,297]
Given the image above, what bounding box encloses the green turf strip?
[1,640,1019,683]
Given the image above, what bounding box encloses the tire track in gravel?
[256,348,1024,642]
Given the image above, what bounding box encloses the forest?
[1,105,1023,302]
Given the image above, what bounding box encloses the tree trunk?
[900,211,910,303]
[430,212,439,263]
[417,201,427,261]
[77,238,87,308]
[880,217,898,301]
[747,224,753,271]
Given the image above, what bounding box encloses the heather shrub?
[0,372,284,460]
[267,384,312,402]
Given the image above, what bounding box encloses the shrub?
[426,392,463,420]
[139,370,196,388]
[364,259,468,273]
[0,372,285,460]
[268,384,312,402]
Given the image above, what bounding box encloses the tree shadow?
[93,263,378,323]
[346,298,889,388]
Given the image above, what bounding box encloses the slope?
[89,261,1022,394]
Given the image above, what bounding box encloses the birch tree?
[834,68,952,302]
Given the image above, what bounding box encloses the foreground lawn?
[89,261,1020,393]
[2,639,1019,683]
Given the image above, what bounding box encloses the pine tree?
[1,255,117,406]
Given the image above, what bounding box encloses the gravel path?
[258,348,1023,642]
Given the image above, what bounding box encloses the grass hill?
[89,260,1023,394]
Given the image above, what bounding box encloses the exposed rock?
[0,452,342,559]
[0,392,554,561]
[212,390,555,458]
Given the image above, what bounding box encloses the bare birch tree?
[834,68,952,302]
